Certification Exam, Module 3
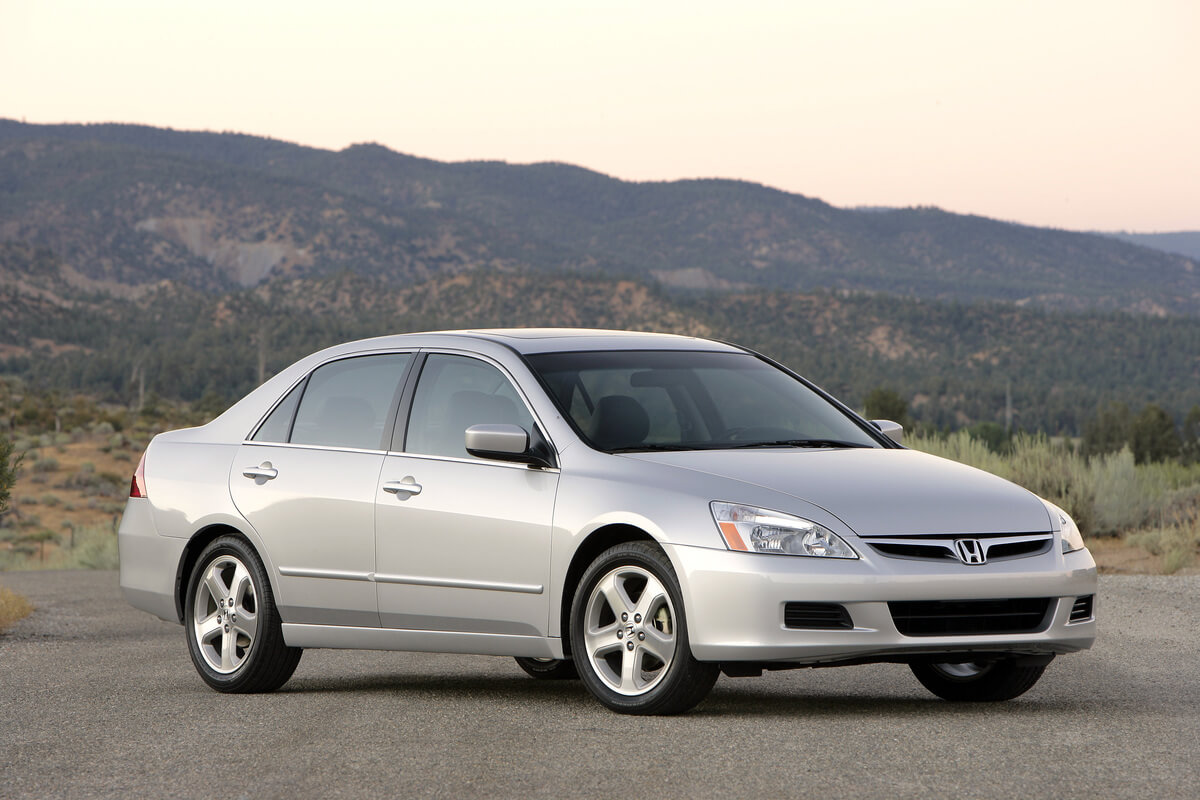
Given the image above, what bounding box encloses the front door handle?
[242,466,279,480]
[382,479,422,496]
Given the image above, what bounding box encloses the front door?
[375,353,558,636]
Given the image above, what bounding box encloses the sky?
[1,0,1197,231]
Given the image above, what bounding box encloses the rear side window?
[251,381,305,443]
[276,354,412,450]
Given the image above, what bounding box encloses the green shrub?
[32,457,59,473]
[1089,449,1167,535]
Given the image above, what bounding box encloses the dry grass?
[0,584,33,632]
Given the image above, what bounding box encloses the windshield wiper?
[607,443,697,453]
[725,439,872,449]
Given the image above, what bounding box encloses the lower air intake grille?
[1069,595,1094,623]
[889,598,1052,637]
[784,602,853,630]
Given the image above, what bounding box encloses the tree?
[862,387,909,429]
[0,436,23,515]
[968,421,1011,454]
[1130,404,1180,464]
[1182,405,1200,466]
[1081,402,1132,458]
[18,530,59,563]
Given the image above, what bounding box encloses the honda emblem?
[954,539,986,565]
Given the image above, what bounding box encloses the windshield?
[526,350,881,453]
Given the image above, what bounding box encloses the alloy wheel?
[192,554,260,674]
[582,565,677,695]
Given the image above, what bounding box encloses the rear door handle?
[382,480,422,496]
[242,466,279,480]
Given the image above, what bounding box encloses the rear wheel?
[513,657,578,680]
[910,658,1048,701]
[184,535,301,693]
[570,541,718,715]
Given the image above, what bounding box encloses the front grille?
[986,539,1052,560]
[784,602,853,630]
[1069,595,1094,623]
[864,532,1053,564]
[868,542,952,560]
[889,598,1052,637]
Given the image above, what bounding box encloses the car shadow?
[695,685,1090,717]
[278,672,585,702]
[272,672,1089,717]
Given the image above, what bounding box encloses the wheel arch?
[174,524,272,623]
[557,523,658,657]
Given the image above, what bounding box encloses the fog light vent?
[1069,595,1094,623]
[784,602,852,630]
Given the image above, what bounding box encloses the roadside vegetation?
[0,378,202,572]
[0,583,32,632]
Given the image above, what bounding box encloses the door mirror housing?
[871,419,904,444]
[465,424,554,468]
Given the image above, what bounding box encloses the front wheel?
[184,535,302,693]
[569,541,718,715]
[910,658,1048,702]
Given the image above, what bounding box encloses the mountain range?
[2,119,1196,315]
[1,119,1197,433]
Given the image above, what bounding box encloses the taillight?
[130,450,148,498]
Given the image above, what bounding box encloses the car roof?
[359,328,745,356]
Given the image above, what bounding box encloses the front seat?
[590,395,650,450]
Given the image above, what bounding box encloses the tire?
[184,534,302,693]
[910,658,1048,702]
[513,657,578,680]
[569,541,719,715]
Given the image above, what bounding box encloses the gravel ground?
[1,571,1197,799]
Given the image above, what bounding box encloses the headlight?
[711,502,858,559]
[1047,502,1085,553]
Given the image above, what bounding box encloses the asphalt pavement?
[1,570,1197,799]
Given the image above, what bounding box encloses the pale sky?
[2,0,1197,231]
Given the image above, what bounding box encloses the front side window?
[405,354,535,458]
[284,354,412,450]
[528,350,880,452]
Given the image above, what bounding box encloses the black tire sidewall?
[910,659,1047,702]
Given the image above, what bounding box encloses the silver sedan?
[118,329,1096,714]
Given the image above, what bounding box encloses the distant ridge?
[1104,231,1200,262]
[1,118,1196,316]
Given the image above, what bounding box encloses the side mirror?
[871,419,904,444]
[465,424,554,468]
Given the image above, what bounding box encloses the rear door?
[230,353,413,627]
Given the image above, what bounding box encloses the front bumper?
[666,542,1097,664]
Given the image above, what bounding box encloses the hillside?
[2,244,1197,434]
[2,119,1197,315]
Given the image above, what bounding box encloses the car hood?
[623,448,1051,536]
